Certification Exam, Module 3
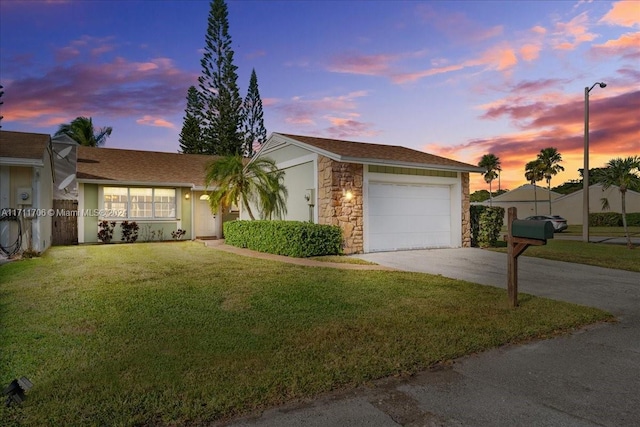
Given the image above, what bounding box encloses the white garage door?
[368,182,451,252]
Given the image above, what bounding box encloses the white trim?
[275,153,317,170]
[0,157,44,167]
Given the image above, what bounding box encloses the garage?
[368,182,451,252]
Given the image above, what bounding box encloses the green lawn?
[490,239,640,272]
[563,225,640,237]
[1,243,611,426]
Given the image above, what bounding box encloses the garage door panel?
[368,182,452,252]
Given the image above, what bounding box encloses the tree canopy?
[179,86,204,154]
[478,153,501,206]
[242,69,267,158]
[198,0,244,156]
[54,117,112,147]
[204,155,287,220]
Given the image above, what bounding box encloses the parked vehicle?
[524,215,568,232]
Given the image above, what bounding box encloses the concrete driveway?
[227,248,640,427]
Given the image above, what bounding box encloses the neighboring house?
[251,133,483,254]
[0,130,55,254]
[552,184,640,225]
[475,184,563,221]
[76,146,231,243]
[474,183,640,225]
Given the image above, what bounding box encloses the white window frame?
[101,187,177,219]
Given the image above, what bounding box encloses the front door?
[195,194,219,238]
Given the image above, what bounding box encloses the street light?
[583,82,606,243]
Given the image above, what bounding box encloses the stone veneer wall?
[461,172,471,247]
[317,155,364,254]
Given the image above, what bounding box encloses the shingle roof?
[0,130,50,160]
[275,133,482,172]
[77,146,219,187]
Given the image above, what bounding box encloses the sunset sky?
[1,0,638,192]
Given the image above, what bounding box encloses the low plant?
[171,229,186,240]
[120,221,139,243]
[97,220,116,243]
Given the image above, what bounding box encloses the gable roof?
[77,146,218,188]
[263,133,482,172]
[491,184,563,202]
[0,130,51,163]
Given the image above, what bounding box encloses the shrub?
[171,229,186,240]
[97,221,116,243]
[589,213,622,227]
[120,221,139,243]
[626,212,640,226]
[470,205,486,247]
[477,207,504,248]
[224,220,343,257]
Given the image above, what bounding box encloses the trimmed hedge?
[223,220,343,257]
[470,205,505,247]
[589,212,640,227]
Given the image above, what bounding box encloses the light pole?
[583,82,606,243]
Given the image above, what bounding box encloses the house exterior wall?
[281,161,315,222]
[317,155,364,254]
[81,183,99,243]
[262,144,314,164]
[79,184,194,243]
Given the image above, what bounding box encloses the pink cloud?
[519,43,541,61]
[327,52,396,76]
[2,53,196,129]
[551,13,598,50]
[599,1,640,28]
[591,32,640,60]
[136,115,175,128]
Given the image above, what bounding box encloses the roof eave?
[77,179,198,188]
[0,157,44,167]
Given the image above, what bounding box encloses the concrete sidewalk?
[224,248,640,427]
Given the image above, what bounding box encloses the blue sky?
[1,0,638,191]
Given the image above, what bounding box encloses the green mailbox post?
[507,208,554,307]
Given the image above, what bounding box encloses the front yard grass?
[490,239,640,272]
[0,242,611,426]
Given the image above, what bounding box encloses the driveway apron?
[227,248,640,427]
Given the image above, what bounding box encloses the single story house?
[553,184,640,225]
[475,183,640,225]
[250,133,484,254]
[0,130,54,254]
[76,146,234,243]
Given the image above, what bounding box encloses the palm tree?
[55,116,112,147]
[592,156,640,249]
[525,160,544,216]
[537,147,564,215]
[478,154,501,206]
[204,155,288,220]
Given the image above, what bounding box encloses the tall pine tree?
[179,86,203,153]
[198,0,243,156]
[242,69,267,157]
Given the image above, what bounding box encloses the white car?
[524,215,568,232]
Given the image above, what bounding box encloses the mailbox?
[511,220,554,241]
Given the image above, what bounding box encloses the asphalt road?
[225,248,640,427]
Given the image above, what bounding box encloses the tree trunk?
[242,195,256,220]
[533,183,538,215]
[489,180,493,207]
[621,191,632,249]
[548,181,552,215]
